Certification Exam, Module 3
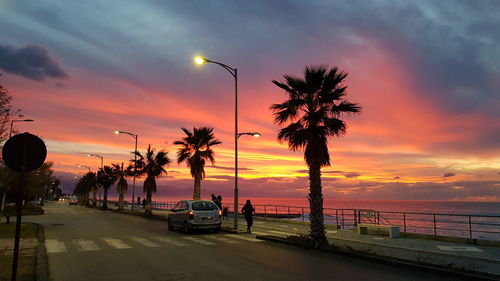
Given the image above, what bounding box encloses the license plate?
[202,216,212,220]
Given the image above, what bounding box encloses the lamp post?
[78,165,91,172]
[194,56,242,230]
[88,154,103,206]
[114,130,138,212]
[9,119,34,138]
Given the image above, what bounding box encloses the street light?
[88,154,104,206]
[237,132,261,138]
[78,165,91,172]
[9,119,34,138]
[114,130,138,212]
[194,55,242,230]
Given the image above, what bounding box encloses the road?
[25,202,479,281]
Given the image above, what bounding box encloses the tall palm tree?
[113,162,129,211]
[96,165,118,209]
[271,65,361,246]
[174,127,221,200]
[131,145,170,216]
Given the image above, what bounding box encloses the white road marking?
[437,246,483,252]
[154,237,188,247]
[127,236,161,247]
[45,240,67,253]
[251,231,269,236]
[254,221,265,224]
[267,230,292,236]
[373,237,384,240]
[279,225,290,228]
[225,234,263,243]
[326,230,338,234]
[205,235,240,244]
[182,236,215,245]
[101,238,131,249]
[73,239,101,251]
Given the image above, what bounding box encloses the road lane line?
[101,238,131,249]
[73,239,101,251]
[205,235,240,244]
[251,231,269,236]
[127,236,161,247]
[45,240,67,253]
[225,234,263,243]
[181,236,215,245]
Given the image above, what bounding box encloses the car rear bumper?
[188,222,221,229]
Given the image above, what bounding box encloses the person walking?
[137,196,141,206]
[241,200,255,233]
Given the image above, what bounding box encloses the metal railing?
[102,199,500,240]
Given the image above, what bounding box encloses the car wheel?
[213,226,220,233]
[168,220,174,231]
[183,222,190,234]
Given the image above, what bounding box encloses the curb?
[36,223,49,281]
[256,235,500,281]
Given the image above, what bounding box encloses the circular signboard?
[2,133,47,172]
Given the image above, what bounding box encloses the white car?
[168,200,222,233]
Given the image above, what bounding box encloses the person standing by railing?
[241,200,255,233]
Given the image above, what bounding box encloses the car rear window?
[192,201,217,211]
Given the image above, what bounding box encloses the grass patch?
[0,223,38,281]
[2,205,44,217]
[0,223,38,239]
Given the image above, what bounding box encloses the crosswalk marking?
[73,239,101,251]
[326,230,338,234]
[154,237,188,246]
[225,234,263,243]
[251,231,269,236]
[101,238,131,249]
[46,240,67,253]
[128,236,161,247]
[205,235,240,244]
[182,236,215,245]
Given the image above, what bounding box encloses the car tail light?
[188,211,194,220]
[218,210,222,217]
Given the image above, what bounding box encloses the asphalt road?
[24,202,480,281]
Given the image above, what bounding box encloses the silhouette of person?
[211,194,216,201]
[142,198,146,208]
[137,196,141,206]
[215,195,222,210]
[241,200,255,233]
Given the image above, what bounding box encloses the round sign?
[2,133,47,172]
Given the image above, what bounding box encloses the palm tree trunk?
[102,187,108,209]
[118,192,124,211]
[308,162,327,246]
[92,190,97,207]
[193,174,201,200]
[145,190,153,216]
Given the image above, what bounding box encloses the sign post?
[2,133,46,281]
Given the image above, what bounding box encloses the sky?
[1,0,499,201]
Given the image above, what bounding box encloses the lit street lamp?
[237,132,261,138]
[114,130,138,212]
[88,154,104,206]
[78,165,92,172]
[9,119,34,138]
[194,55,244,230]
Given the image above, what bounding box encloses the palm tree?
[131,145,170,216]
[113,162,129,211]
[271,65,361,246]
[96,165,118,209]
[174,127,221,200]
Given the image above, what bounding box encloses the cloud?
[207,165,253,171]
[443,172,456,178]
[393,176,400,180]
[0,44,68,81]
[344,172,361,178]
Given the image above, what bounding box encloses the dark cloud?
[393,176,401,180]
[295,169,343,174]
[344,172,361,178]
[0,44,68,81]
[443,172,456,178]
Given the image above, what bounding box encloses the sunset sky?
[1,0,499,201]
